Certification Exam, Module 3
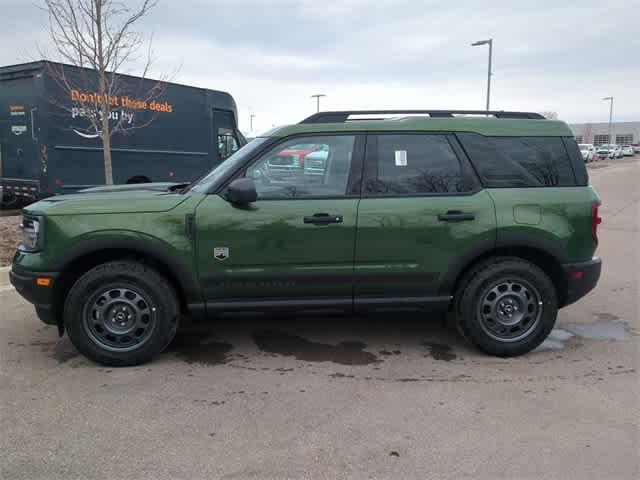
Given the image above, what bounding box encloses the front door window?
[245,135,355,198]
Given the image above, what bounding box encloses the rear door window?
[364,134,474,195]
[457,133,578,187]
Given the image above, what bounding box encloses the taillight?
[591,202,602,245]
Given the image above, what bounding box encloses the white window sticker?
[395,150,407,166]
[11,125,27,135]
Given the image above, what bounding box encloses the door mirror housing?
[226,177,257,205]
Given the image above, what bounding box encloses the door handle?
[303,213,343,224]
[438,211,475,222]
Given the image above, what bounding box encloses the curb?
[0,266,10,287]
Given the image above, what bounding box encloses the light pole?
[471,39,493,112]
[311,94,326,113]
[602,97,614,145]
[250,113,256,133]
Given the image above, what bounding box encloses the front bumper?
[9,265,59,325]
[562,257,601,306]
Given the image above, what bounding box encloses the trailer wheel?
[126,175,151,184]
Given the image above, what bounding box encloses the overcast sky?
[2,0,638,133]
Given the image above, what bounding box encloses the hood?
[24,188,191,216]
[78,182,183,194]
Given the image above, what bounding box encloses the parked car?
[633,144,640,154]
[621,145,634,156]
[597,144,614,159]
[579,144,596,162]
[275,143,321,166]
[259,143,321,183]
[596,144,610,160]
[303,145,330,176]
[11,109,602,366]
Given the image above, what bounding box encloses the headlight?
[18,215,43,252]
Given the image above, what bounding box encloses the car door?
[194,133,365,311]
[354,133,496,309]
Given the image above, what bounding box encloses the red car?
[275,143,320,167]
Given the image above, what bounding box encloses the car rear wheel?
[64,261,179,366]
[455,257,558,356]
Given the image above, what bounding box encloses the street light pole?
[250,114,256,133]
[602,97,614,145]
[311,94,326,113]
[471,39,493,111]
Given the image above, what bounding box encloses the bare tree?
[42,0,168,185]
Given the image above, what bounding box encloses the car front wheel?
[64,261,179,366]
[455,257,558,356]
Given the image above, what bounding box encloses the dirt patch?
[0,215,20,266]
[252,330,379,365]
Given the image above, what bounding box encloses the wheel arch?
[441,241,569,308]
[49,236,202,330]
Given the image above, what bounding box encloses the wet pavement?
[1,158,638,479]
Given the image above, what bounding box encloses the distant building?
[569,121,640,146]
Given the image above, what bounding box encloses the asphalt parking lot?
[1,158,638,479]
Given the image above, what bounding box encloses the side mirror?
[226,177,257,205]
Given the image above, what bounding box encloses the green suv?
[10,110,602,366]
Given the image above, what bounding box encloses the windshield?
[579,144,588,150]
[189,137,270,193]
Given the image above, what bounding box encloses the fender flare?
[438,232,568,295]
[49,234,202,304]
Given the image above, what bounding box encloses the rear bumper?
[9,265,59,325]
[562,257,601,306]
[1,178,39,201]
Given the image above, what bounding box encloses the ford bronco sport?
[10,110,602,366]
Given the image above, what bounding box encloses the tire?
[64,261,179,366]
[454,257,558,357]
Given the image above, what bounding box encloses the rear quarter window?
[456,133,583,187]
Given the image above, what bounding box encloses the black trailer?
[0,61,245,205]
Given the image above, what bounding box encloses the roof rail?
[299,110,546,124]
